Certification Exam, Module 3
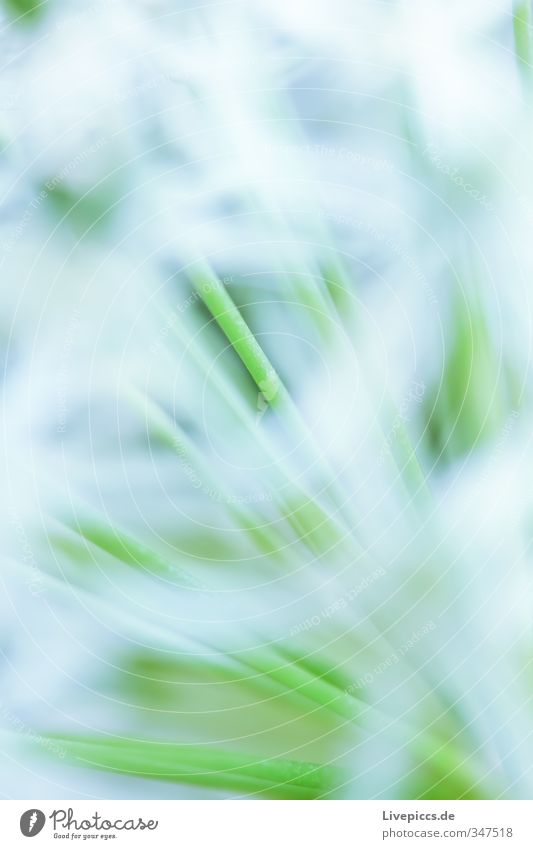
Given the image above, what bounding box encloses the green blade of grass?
[514,0,533,85]
[40,734,344,799]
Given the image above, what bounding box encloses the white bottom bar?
[2,800,533,848]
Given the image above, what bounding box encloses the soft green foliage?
[425,288,518,463]
[45,735,343,799]
[3,0,44,22]
[514,0,533,83]
[2,0,533,802]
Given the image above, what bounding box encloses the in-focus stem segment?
[188,263,367,552]
[189,265,287,410]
